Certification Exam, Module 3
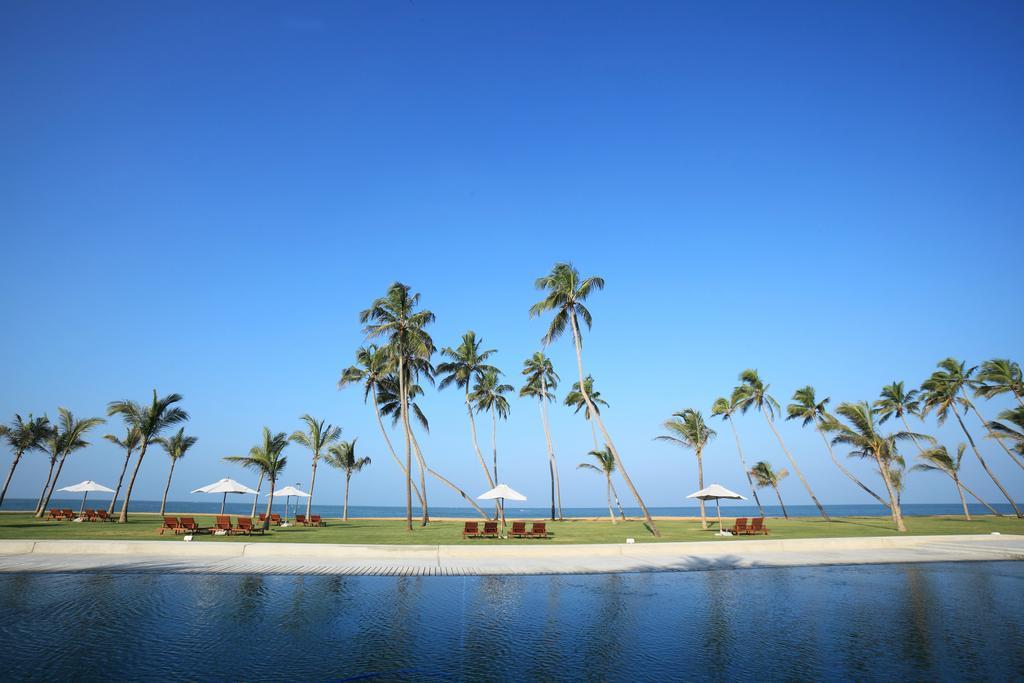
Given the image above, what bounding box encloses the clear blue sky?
[2,1,1022,509]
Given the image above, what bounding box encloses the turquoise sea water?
[0,561,1021,681]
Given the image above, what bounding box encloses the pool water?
[1,562,1021,681]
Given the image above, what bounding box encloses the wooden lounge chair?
[482,521,500,538]
[295,514,308,526]
[728,518,749,535]
[94,510,111,522]
[529,522,550,539]
[258,513,268,523]
[309,515,325,527]
[237,516,264,535]
[510,521,528,538]
[214,515,234,533]
[748,517,769,535]
[270,513,283,526]
[46,508,61,520]
[179,517,202,534]
[159,516,181,535]
[81,508,96,521]
[462,521,480,538]
[61,509,75,521]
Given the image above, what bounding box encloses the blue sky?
[1,1,1022,510]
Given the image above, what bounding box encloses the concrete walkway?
[0,534,1021,577]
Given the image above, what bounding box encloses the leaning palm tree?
[655,409,716,529]
[0,414,50,508]
[749,461,790,519]
[564,375,609,449]
[107,391,188,523]
[103,427,141,515]
[35,408,105,517]
[912,444,972,520]
[521,351,563,520]
[787,386,887,506]
[360,283,435,531]
[920,359,1023,517]
[290,415,342,518]
[711,396,764,516]
[577,446,624,523]
[377,370,434,525]
[225,427,289,530]
[975,358,1024,407]
[323,438,371,521]
[988,406,1024,458]
[733,370,830,521]
[34,424,61,515]
[530,263,660,535]
[873,381,924,446]
[155,428,197,515]
[471,368,513,519]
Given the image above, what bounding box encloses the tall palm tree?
[711,396,764,516]
[577,446,624,523]
[290,415,342,518]
[103,427,141,515]
[35,408,105,517]
[0,414,50,508]
[920,358,1023,517]
[749,461,790,519]
[530,263,660,535]
[106,391,187,522]
[912,444,972,519]
[471,368,513,519]
[975,358,1024,407]
[155,428,197,515]
[521,351,563,520]
[655,409,716,529]
[376,371,434,524]
[225,427,288,530]
[323,438,371,521]
[360,283,435,531]
[564,375,609,449]
[339,344,426,511]
[787,386,887,506]
[733,369,830,521]
[34,424,61,515]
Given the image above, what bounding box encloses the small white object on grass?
[183,535,193,542]
[991,532,1001,535]
[626,538,635,544]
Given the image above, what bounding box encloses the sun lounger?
[728,518,749,535]
[748,517,769,535]
[46,508,61,520]
[94,510,112,522]
[214,515,234,533]
[482,521,500,538]
[60,509,75,521]
[179,517,202,534]
[258,513,267,523]
[270,514,282,526]
[81,508,96,521]
[529,522,550,539]
[462,521,480,538]
[159,516,181,535]
[309,515,325,527]
[510,521,528,538]
[295,514,308,526]
[235,516,263,535]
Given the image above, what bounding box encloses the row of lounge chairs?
[46,508,113,522]
[463,521,551,539]
[158,514,327,535]
[727,517,769,535]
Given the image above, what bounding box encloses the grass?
[0,512,1020,545]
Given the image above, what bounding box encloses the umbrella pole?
[221,492,226,515]
[717,498,723,534]
[80,491,88,517]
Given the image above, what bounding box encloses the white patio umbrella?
[192,478,259,515]
[56,480,115,517]
[478,484,526,530]
[687,484,747,536]
[265,485,309,523]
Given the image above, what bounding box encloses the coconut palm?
[787,386,887,506]
[34,424,61,515]
[920,358,1023,516]
[749,461,790,519]
[564,375,609,449]
[873,381,926,452]
[733,369,830,521]
[988,406,1024,457]
[323,438,371,521]
[471,368,513,519]
[655,409,716,529]
[975,358,1024,407]
[0,414,50,508]
[290,415,342,518]
[106,391,188,523]
[912,444,972,519]
[711,396,764,516]
[103,427,141,515]
[577,446,624,523]
[35,408,105,517]
[521,351,563,520]
[225,427,288,530]
[530,263,659,535]
[339,344,426,511]
[360,283,435,531]
[155,428,197,515]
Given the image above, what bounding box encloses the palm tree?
[655,409,716,529]
[711,396,764,516]
[749,461,790,519]
[530,263,660,535]
[290,415,342,518]
[106,391,187,523]
[360,283,435,531]
[733,369,831,521]
[103,427,141,515]
[323,438,371,520]
[34,424,61,515]
[155,428,197,515]
[35,408,105,517]
[975,358,1024,407]
[564,375,609,449]
[0,414,50,508]
[912,444,972,519]
[920,358,1023,517]
[339,345,426,511]
[988,406,1024,457]
[471,368,513,519]
[225,427,288,530]
[787,386,887,506]
[577,446,624,523]
[376,371,434,524]
[521,351,563,520]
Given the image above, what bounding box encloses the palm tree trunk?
[408,430,430,526]
[539,400,556,520]
[952,475,971,520]
[397,355,413,532]
[875,454,906,531]
[953,407,1022,517]
[250,471,264,517]
[605,475,616,524]
[610,480,626,520]
[262,479,276,530]
[568,313,660,536]
[108,449,134,515]
[727,416,764,516]
[306,456,318,518]
[159,458,176,515]
[37,454,68,518]
[815,421,887,505]
[344,472,351,521]
[34,458,56,516]
[539,364,563,520]
[696,450,707,530]
[427,468,489,519]
[548,461,556,520]
[490,406,502,521]
[958,479,1000,516]
[0,450,23,508]
[773,485,789,519]
[118,441,150,523]
[371,392,425,510]
[900,414,926,454]
[967,401,1024,471]
[465,389,495,487]
[763,409,830,521]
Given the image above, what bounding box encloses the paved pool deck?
[0,534,1022,576]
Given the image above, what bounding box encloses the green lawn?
[0,512,1020,545]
